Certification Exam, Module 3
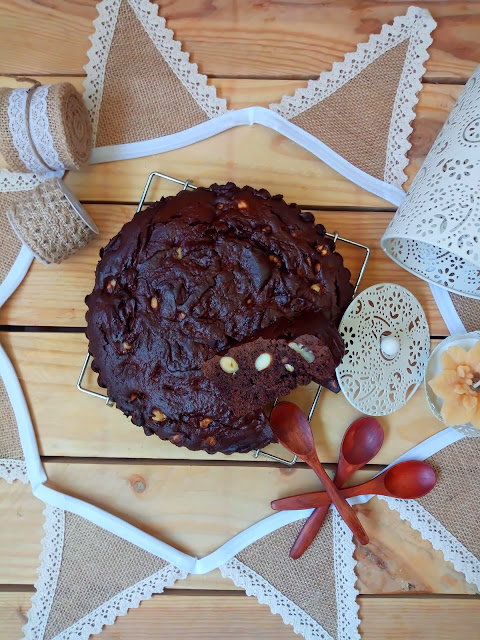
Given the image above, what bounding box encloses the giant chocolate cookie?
[85,183,353,454]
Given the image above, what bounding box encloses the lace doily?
[337,284,430,415]
[382,66,480,298]
[270,6,436,188]
[380,496,480,590]
[83,0,227,143]
[0,459,28,484]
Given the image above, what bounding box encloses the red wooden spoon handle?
[289,505,329,559]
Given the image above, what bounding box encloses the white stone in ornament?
[336,283,430,416]
[381,66,480,299]
[424,331,480,438]
[380,335,401,358]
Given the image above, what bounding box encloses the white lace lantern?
[381,66,480,299]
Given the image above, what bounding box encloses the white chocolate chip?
[311,283,322,292]
[285,363,294,372]
[288,341,315,364]
[176,247,183,260]
[123,341,132,351]
[151,297,158,309]
[237,200,248,209]
[220,356,239,374]
[152,409,166,422]
[255,353,273,372]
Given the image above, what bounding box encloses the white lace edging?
[384,9,436,187]
[0,169,61,192]
[29,85,63,171]
[0,459,28,484]
[7,88,46,173]
[333,511,361,640]
[83,0,122,143]
[84,0,226,145]
[48,563,187,640]
[22,502,187,640]
[219,557,334,640]
[270,7,435,188]
[23,505,65,640]
[129,0,226,119]
[379,496,480,591]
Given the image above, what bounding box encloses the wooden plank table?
[0,1,479,638]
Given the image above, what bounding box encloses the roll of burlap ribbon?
[6,178,98,264]
[0,83,92,172]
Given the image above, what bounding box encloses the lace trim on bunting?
[270,6,436,188]
[384,9,436,187]
[0,459,28,484]
[219,557,334,640]
[128,0,226,119]
[22,503,188,640]
[23,505,65,640]
[7,89,47,173]
[29,86,64,171]
[380,496,480,590]
[83,0,227,143]
[0,169,63,192]
[48,563,187,640]
[333,511,361,640]
[83,0,122,143]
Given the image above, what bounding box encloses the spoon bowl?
[383,460,437,499]
[342,417,384,467]
[271,460,437,510]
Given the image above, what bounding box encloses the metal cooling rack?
[77,171,370,465]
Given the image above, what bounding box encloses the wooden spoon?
[271,460,436,510]
[269,402,369,545]
[290,417,384,559]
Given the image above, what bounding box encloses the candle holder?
[381,67,480,299]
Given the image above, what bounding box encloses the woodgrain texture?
[0,466,476,595]
[2,591,480,640]
[0,206,449,333]
[1,3,478,638]
[1,332,445,463]
[0,1,478,80]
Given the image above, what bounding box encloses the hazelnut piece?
[237,200,248,209]
[288,341,315,363]
[204,436,217,447]
[152,409,167,422]
[220,356,239,374]
[106,279,116,292]
[268,254,282,268]
[176,247,183,260]
[200,417,213,428]
[171,434,181,443]
[123,341,132,351]
[255,353,273,372]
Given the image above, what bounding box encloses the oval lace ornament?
[337,283,430,416]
